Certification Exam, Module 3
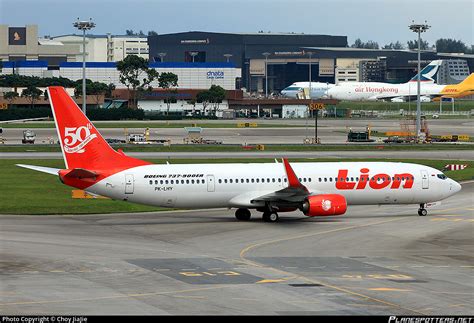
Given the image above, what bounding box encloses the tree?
[435,38,468,53]
[74,81,109,107]
[196,85,226,116]
[351,38,379,49]
[105,83,116,98]
[383,41,405,50]
[196,90,211,114]
[21,86,43,108]
[116,55,159,108]
[407,39,430,50]
[158,72,179,115]
[148,30,158,36]
[4,91,19,107]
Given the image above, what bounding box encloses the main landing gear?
[234,207,280,222]
[418,204,428,216]
[235,208,251,221]
[262,211,279,223]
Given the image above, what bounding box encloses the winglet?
[282,158,308,191]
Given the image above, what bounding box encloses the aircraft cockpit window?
[437,174,447,180]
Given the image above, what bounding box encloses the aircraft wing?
[246,159,315,207]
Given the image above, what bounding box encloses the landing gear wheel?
[263,211,279,223]
[235,208,251,221]
[418,209,427,216]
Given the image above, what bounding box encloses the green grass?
[335,100,474,112]
[0,143,473,153]
[1,158,472,215]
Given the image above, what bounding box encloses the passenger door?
[125,174,134,194]
[207,175,215,192]
[420,170,429,189]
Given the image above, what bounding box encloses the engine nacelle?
[301,194,347,217]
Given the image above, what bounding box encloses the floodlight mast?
[73,18,96,115]
[409,21,430,142]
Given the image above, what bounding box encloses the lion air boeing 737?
[17,87,461,222]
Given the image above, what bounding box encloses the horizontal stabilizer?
[16,164,60,176]
[61,168,98,180]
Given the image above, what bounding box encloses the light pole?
[189,51,199,63]
[73,18,95,115]
[307,51,313,100]
[409,21,430,142]
[158,52,166,62]
[223,53,233,63]
[262,52,271,98]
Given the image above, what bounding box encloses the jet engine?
[301,194,347,216]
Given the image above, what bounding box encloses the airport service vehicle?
[326,61,474,102]
[22,130,36,144]
[17,87,461,222]
[281,82,335,99]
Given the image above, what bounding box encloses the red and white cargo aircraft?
[17,87,461,222]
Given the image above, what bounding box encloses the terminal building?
[148,31,348,94]
[149,31,474,93]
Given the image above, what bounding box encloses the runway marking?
[448,304,466,308]
[0,285,235,307]
[256,279,288,284]
[239,216,429,315]
[368,288,412,292]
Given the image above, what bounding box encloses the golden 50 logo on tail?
[63,123,97,154]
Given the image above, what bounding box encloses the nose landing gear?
[418,204,428,216]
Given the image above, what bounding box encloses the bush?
[0,106,52,121]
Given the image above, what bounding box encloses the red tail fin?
[48,86,150,170]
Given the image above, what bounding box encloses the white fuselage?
[326,81,445,101]
[85,162,460,209]
[281,82,335,99]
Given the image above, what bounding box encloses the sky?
[0,0,472,46]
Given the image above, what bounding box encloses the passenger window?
[170,180,174,184]
[246,179,249,183]
[149,180,153,185]
[182,180,185,184]
[165,180,169,184]
[218,179,222,184]
[251,179,255,183]
[191,180,195,184]
[272,178,275,183]
[186,180,189,184]
[229,179,233,184]
[256,179,260,183]
[318,178,322,182]
[329,178,332,182]
[324,178,327,182]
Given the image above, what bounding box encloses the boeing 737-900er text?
[17,87,461,222]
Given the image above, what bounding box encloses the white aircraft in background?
[281,82,335,99]
[325,60,474,102]
[17,87,461,222]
